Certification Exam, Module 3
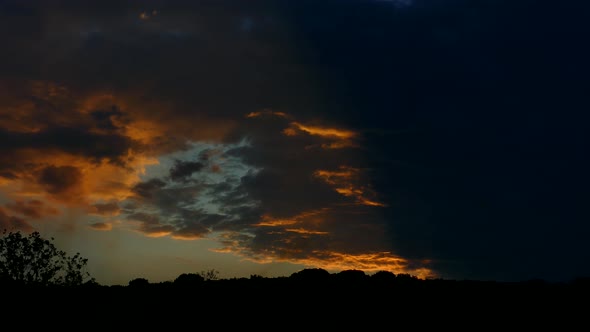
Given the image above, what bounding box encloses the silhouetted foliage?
[199,268,220,281]
[174,273,204,286]
[335,269,368,283]
[371,270,397,282]
[290,268,331,281]
[0,229,94,287]
[128,277,149,287]
[395,273,419,282]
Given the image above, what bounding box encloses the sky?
[1,0,589,286]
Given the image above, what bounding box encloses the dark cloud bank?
[2,0,589,282]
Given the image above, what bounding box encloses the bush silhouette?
[128,277,150,287]
[174,273,204,286]
[0,229,94,287]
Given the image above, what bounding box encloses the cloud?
[5,200,59,219]
[131,179,167,200]
[213,205,433,278]
[127,212,175,238]
[112,111,428,276]
[38,165,84,198]
[0,208,33,232]
[169,160,205,182]
[313,166,386,207]
[89,222,113,231]
[1,0,588,283]
[121,140,260,239]
[89,201,121,216]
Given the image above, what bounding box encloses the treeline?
[120,268,590,292]
[3,264,590,292]
[3,267,589,323]
[2,229,589,319]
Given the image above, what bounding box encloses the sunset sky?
[1,0,589,285]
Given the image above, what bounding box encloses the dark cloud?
[38,165,83,196]
[0,171,17,180]
[1,0,588,282]
[0,126,137,170]
[131,179,167,200]
[0,81,140,185]
[285,0,590,281]
[126,212,176,237]
[90,106,129,132]
[238,169,340,218]
[0,0,319,121]
[169,160,204,182]
[171,210,222,239]
[90,202,120,216]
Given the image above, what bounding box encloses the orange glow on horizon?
[215,244,435,279]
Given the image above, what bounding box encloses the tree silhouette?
[174,273,204,287]
[0,229,94,286]
[289,268,331,283]
[371,270,397,282]
[199,268,220,281]
[335,269,368,283]
[128,277,150,287]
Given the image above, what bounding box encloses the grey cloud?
[123,162,252,238]
[91,201,121,216]
[169,160,204,182]
[131,178,167,200]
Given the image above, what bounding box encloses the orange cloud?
[0,79,235,235]
[214,235,434,278]
[213,206,436,277]
[171,234,205,241]
[253,209,330,230]
[282,122,358,149]
[254,214,299,227]
[290,122,356,140]
[0,78,416,280]
[285,228,329,235]
[314,166,386,207]
[143,230,173,238]
[246,110,288,118]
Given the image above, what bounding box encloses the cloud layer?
[1,0,589,282]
